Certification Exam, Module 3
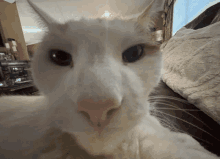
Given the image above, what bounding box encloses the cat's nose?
[77,98,120,132]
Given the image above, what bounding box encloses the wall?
[0,0,29,60]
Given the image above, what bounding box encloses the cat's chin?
[71,123,137,156]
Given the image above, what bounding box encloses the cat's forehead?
[67,17,137,35]
[51,17,156,46]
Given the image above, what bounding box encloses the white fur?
[0,0,219,158]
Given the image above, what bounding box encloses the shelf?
[0,82,34,92]
[0,47,7,53]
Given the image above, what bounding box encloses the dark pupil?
[54,52,68,60]
[130,48,139,58]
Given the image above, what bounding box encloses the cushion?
[161,10,220,124]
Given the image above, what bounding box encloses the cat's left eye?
[122,44,144,63]
[49,49,72,66]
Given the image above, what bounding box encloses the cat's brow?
[122,36,159,47]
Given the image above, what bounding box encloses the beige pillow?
[161,21,220,124]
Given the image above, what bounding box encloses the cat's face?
[28,0,164,156]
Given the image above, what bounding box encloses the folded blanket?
[161,20,220,124]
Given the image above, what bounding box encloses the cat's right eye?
[49,49,72,66]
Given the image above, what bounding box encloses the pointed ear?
[137,0,165,30]
[27,0,57,30]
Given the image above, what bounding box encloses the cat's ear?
[136,0,165,30]
[27,0,57,30]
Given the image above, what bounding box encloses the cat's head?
[28,0,165,156]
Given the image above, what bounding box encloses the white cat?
[0,0,219,159]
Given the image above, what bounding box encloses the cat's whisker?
[152,110,220,142]
[152,115,214,145]
[148,95,190,105]
[151,113,177,131]
[154,108,201,111]
[150,101,212,130]
[156,116,214,145]
[151,110,189,130]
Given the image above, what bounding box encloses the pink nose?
[77,99,120,132]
